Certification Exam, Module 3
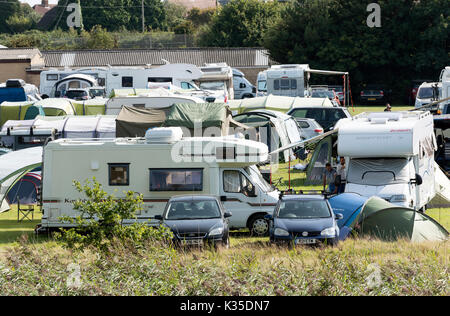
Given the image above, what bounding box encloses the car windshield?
[277,200,331,219]
[89,89,105,97]
[199,81,226,91]
[165,200,221,220]
[312,91,334,99]
[246,166,274,192]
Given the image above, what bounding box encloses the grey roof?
[42,48,271,68]
[0,48,42,61]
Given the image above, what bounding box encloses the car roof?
[281,194,326,201]
[168,195,219,202]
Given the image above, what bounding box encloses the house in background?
[0,48,45,86]
[168,0,218,10]
[33,0,57,16]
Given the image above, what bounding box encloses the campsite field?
[0,103,448,295]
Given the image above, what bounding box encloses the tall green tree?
[264,0,449,102]
[0,0,29,33]
[198,0,280,47]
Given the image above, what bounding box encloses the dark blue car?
[155,195,232,248]
[266,194,343,246]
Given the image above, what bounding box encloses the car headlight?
[321,227,336,236]
[390,194,407,202]
[274,228,290,236]
[209,227,224,236]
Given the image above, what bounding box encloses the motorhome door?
[220,168,261,229]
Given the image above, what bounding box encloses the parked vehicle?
[311,90,340,107]
[0,79,41,103]
[287,106,351,132]
[359,84,390,105]
[407,80,432,106]
[233,68,256,99]
[415,82,441,108]
[198,63,234,101]
[39,129,279,235]
[266,64,309,97]
[434,115,450,177]
[336,111,437,211]
[266,194,342,246]
[439,66,450,108]
[155,195,231,248]
[256,70,267,97]
[295,118,324,140]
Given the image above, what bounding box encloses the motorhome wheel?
[249,215,269,236]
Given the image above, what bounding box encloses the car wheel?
[249,215,269,236]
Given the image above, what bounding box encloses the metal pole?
[142,0,145,33]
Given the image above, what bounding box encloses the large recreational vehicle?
[256,70,268,97]
[198,63,234,101]
[39,129,279,235]
[440,66,450,110]
[232,68,256,99]
[266,64,350,105]
[336,111,437,211]
[0,79,41,103]
[40,64,204,97]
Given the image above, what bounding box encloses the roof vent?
[145,127,183,143]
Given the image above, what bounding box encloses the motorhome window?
[347,158,410,186]
[122,77,133,87]
[199,81,225,91]
[181,82,194,89]
[46,74,58,81]
[280,79,291,90]
[148,78,172,83]
[97,78,106,86]
[274,80,280,90]
[133,104,145,108]
[149,169,203,191]
[108,163,130,186]
[258,80,267,91]
[223,170,252,194]
[291,79,297,89]
[68,81,81,89]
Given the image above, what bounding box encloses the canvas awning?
[0,147,43,213]
[116,106,171,137]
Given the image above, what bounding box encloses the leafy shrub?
[56,178,173,252]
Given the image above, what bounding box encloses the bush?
[56,178,173,252]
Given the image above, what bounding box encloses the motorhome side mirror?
[224,212,232,218]
[415,174,423,186]
[264,214,273,220]
[335,213,344,220]
[220,196,227,202]
[154,215,163,221]
[240,83,246,89]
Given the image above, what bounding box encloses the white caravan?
[266,64,310,97]
[198,63,234,101]
[414,82,442,108]
[232,68,256,99]
[40,64,204,97]
[336,111,437,211]
[40,129,279,235]
[105,93,204,115]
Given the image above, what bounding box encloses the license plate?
[368,98,376,101]
[181,239,203,246]
[295,239,317,245]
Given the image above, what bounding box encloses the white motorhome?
[198,63,234,101]
[266,64,310,97]
[336,111,437,211]
[40,64,204,97]
[414,82,442,108]
[40,129,279,235]
[105,93,204,115]
[439,66,450,109]
[232,68,256,99]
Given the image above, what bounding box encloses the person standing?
[323,163,337,194]
[384,103,392,112]
[336,157,347,193]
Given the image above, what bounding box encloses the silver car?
[295,118,324,140]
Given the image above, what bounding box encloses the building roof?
[42,48,271,68]
[33,4,57,16]
[0,48,42,61]
[169,0,217,10]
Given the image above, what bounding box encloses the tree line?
[0,0,448,103]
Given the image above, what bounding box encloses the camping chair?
[17,197,35,222]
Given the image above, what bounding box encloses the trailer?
[336,111,437,211]
[39,129,279,235]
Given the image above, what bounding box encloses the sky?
[19,0,59,7]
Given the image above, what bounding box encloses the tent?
[6,171,41,205]
[96,116,117,138]
[116,103,248,138]
[328,193,449,242]
[228,95,333,114]
[72,98,108,116]
[0,147,42,213]
[305,135,334,184]
[116,106,171,137]
[0,101,35,127]
[34,98,76,116]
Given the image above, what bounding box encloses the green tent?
[34,99,76,117]
[355,197,448,242]
[72,99,107,116]
[305,135,333,185]
[0,101,35,127]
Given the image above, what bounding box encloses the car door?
[220,168,260,230]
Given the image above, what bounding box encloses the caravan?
[40,130,279,235]
[0,79,41,103]
[337,111,437,211]
[199,63,234,101]
[232,68,256,99]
